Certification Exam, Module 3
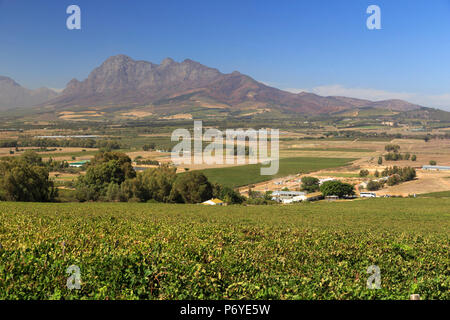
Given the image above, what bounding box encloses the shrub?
[429,160,437,165]
[359,169,369,177]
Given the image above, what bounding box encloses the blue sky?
[1,0,450,110]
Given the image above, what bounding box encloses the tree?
[378,156,383,165]
[374,170,380,178]
[300,176,320,193]
[367,180,381,191]
[142,143,156,151]
[385,144,400,152]
[106,182,121,201]
[387,174,402,186]
[0,152,57,202]
[359,169,369,177]
[429,160,437,165]
[75,152,136,200]
[401,167,416,181]
[411,155,417,161]
[139,165,177,202]
[169,171,213,203]
[75,184,98,202]
[319,180,355,198]
[212,183,245,204]
[90,152,136,180]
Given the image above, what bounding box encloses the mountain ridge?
[42,54,423,115]
[2,55,425,116]
[0,76,59,111]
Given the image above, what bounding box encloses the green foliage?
[245,197,276,205]
[384,152,405,161]
[135,159,159,166]
[13,138,121,150]
[301,176,320,193]
[90,152,136,180]
[137,165,177,202]
[106,183,121,202]
[378,156,383,165]
[142,143,156,151]
[170,171,213,204]
[359,169,369,177]
[367,180,382,191]
[429,160,437,165]
[75,152,136,201]
[319,180,355,198]
[387,174,402,186]
[0,151,57,202]
[411,155,417,161]
[212,184,245,204]
[0,199,448,299]
[385,144,400,152]
[381,166,416,186]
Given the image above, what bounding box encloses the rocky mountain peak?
[160,57,175,66]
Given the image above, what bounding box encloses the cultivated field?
[0,199,448,300]
[197,157,356,188]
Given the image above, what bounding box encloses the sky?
[1,0,450,110]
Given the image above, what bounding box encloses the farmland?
[418,191,450,198]
[0,198,448,300]
[197,157,356,188]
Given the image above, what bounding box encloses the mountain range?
[0,55,425,117]
[0,76,58,111]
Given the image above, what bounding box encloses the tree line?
[0,138,121,150]
[383,144,417,162]
[0,151,244,205]
[74,152,244,204]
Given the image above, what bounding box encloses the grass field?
[0,198,448,300]
[197,157,356,187]
[285,148,374,153]
[40,151,98,158]
[418,191,450,198]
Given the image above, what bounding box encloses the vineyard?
[0,198,448,300]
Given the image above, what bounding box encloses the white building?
[271,191,306,202]
[422,165,450,171]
